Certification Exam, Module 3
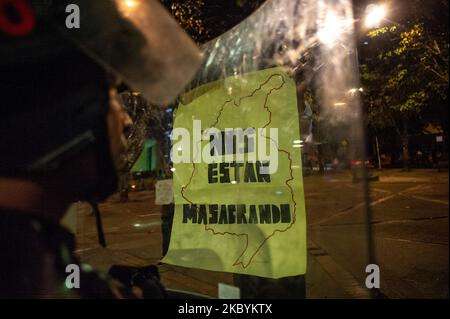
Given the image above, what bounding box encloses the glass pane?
[75,0,375,299]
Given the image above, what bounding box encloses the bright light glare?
[365,4,386,28]
[117,0,139,16]
[348,88,364,95]
[334,102,347,107]
[318,12,353,47]
[318,13,343,46]
[125,0,137,8]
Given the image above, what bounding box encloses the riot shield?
[75,0,376,299]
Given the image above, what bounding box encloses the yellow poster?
[162,67,307,279]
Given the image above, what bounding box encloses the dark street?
[75,169,448,298]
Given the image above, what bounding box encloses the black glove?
[108,264,167,299]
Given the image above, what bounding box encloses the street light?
[318,3,388,44]
[365,4,387,29]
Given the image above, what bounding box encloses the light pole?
[362,4,388,170]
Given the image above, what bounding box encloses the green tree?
[359,0,449,169]
[160,0,266,44]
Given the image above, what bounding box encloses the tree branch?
[421,62,449,84]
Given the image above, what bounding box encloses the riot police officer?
[0,0,201,298]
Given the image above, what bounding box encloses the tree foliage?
[159,0,266,43]
[359,0,449,138]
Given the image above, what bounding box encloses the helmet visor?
[48,0,203,105]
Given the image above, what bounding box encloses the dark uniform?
[0,0,201,298]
